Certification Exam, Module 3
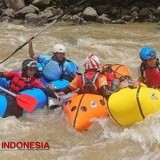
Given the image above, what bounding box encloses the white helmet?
[84,54,100,70]
[52,44,66,53]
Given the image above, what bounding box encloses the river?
[0,22,160,160]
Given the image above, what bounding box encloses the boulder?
[5,0,25,11]
[25,13,41,24]
[139,7,151,21]
[3,8,14,18]
[16,4,39,18]
[96,14,111,24]
[82,7,98,21]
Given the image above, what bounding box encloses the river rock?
[72,15,85,24]
[32,0,50,8]
[5,0,25,11]
[96,14,111,24]
[139,7,151,21]
[3,8,14,18]
[25,13,41,24]
[82,7,98,21]
[16,4,40,18]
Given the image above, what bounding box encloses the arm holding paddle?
[28,39,38,60]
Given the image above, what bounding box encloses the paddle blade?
[16,94,38,112]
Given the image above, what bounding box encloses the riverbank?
[1,0,160,25]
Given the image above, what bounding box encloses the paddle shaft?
[0,86,16,97]
[0,0,87,64]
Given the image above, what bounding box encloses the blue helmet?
[139,47,157,60]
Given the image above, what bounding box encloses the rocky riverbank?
[1,0,160,25]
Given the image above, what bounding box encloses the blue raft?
[0,61,78,118]
[0,78,69,117]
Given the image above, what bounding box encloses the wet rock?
[39,10,53,19]
[112,19,127,24]
[3,8,14,18]
[32,0,51,9]
[1,0,160,24]
[154,6,160,18]
[96,14,111,24]
[121,15,132,21]
[44,7,62,16]
[5,0,25,11]
[82,7,98,22]
[15,4,40,18]
[139,7,151,21]
[131,11,139,21]
[25,12,41,24]
[72,15,85,24]
[32,0,50,5]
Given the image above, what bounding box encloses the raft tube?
[103,64,132,79]
[0,77,71,117]
[63,93,109,131]
[0,77,72,117]
[108,87,160,126]
[0,60,77,117]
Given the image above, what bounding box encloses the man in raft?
[56,54,116,100]
[28,40,78,108]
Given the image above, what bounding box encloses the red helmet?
[84,54,100,70]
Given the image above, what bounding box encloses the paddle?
[0,86,37,112]
[0,0,87,64]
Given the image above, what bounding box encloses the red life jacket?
[9,74,35,93]
[144,68,160,88]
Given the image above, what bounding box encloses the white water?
[0,22,160,159]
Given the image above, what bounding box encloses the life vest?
[42,58,76,81]
[9,75,34,93]
[42,59,63,81]
[139,61,160,79]
[139,62,160,88]
[81,72,99,94]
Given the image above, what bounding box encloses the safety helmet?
[139,47,157,60]
[52,44,66,53]
[22,59,37,71]
[84,54,100,70]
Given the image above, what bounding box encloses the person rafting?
[0,59,56,117]
[28,40,78,87]
[56,54,115,102]
[138,46,160,88]
[28,40,78,108]
[0,59,55,95]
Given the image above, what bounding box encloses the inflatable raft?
[108,87,160,126]
[0,60,77,118]
[102,63,132,79]
[63,93,109,131]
